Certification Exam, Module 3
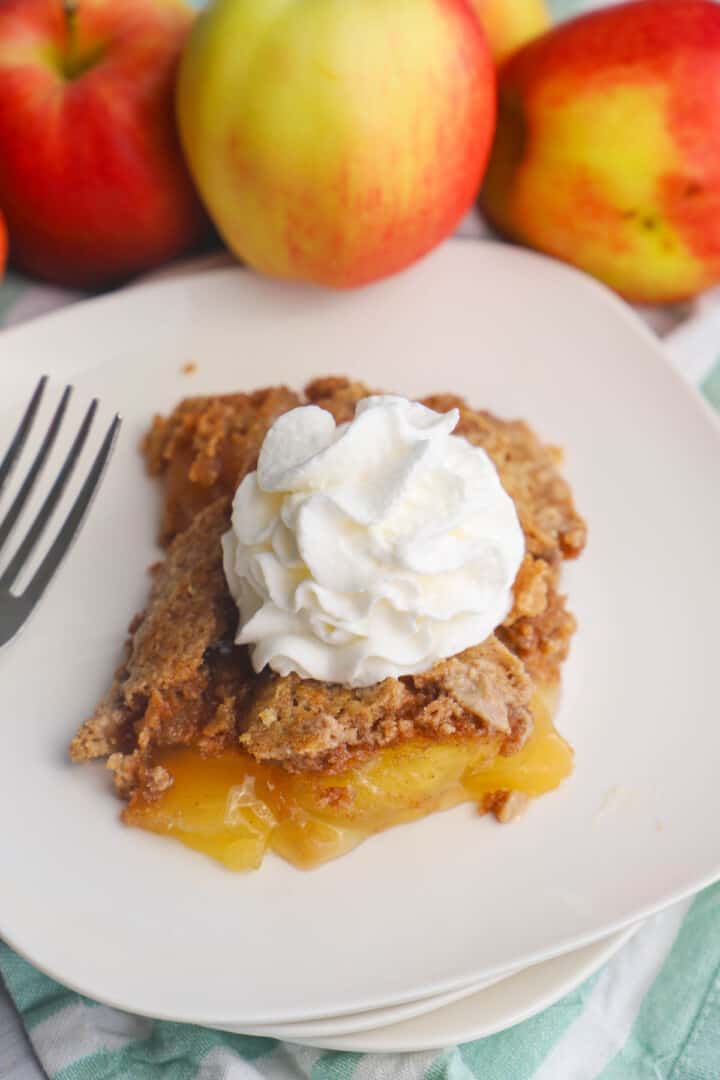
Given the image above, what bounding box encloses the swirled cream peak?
[222,396,524,688]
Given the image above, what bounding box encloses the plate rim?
[273,922,642,1052]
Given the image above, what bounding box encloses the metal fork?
[0,376,121,649]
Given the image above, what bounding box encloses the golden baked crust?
[144,384,300,544]
[72,377,586,803]
[240,634,533,774]
[70,497,240,796]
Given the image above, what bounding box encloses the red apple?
[482,0,720,301]
[0,0,209,288]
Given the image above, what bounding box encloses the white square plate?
[0,242,718,1026]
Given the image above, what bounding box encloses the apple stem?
[62,0,79,67]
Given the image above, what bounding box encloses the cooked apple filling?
[127,689,571,871]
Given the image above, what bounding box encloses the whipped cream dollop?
[222,396,524,688]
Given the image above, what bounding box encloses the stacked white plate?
[1,243,718,1050]
[217,924,641,1050]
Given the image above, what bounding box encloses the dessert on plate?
[71,376,586,871]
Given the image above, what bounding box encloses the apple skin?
[0,0,210,289]
[472,0,550,64]
[0,211,6,280]
[178,0,495,289]
[481,0,720,303]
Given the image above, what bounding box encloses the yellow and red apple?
[0,0,209,288]
[472,0,550,65]
[481,0,720,302]
[178,0,496,289]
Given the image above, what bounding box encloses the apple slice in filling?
[125,689,572,871]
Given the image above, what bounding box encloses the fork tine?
[0,384,72,553]
[0,376,47,497]
[0,400,98,590]
[22,415,121,608]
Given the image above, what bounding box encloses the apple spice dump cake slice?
[71,377,586,870]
